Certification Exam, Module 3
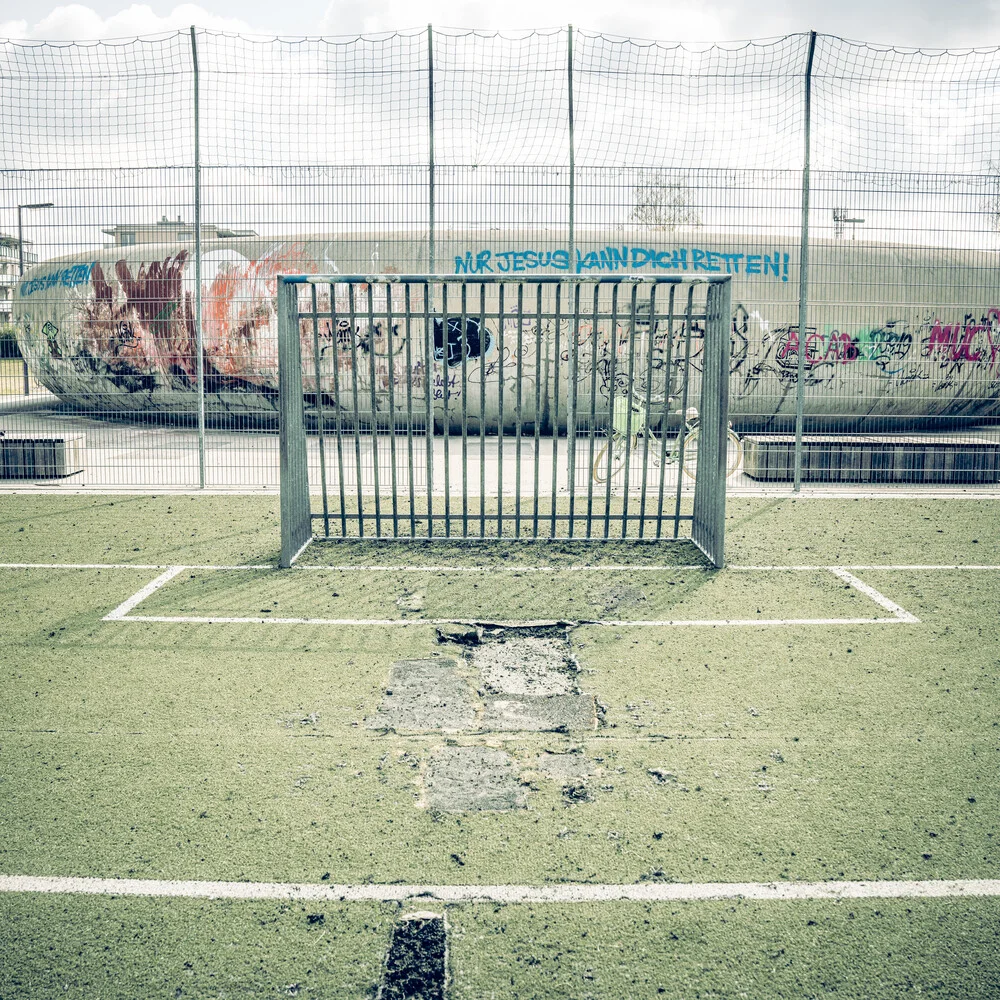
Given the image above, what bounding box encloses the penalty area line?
[1,875,998,903]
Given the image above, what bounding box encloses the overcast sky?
[1,0,999,47]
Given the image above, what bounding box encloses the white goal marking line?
[1,874,997,903]
[87,562,921,627]
[11,561,999,628]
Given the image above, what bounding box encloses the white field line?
[1,875,998,903]
[111,615,912,627]
[4,563,1000,573]
[102,567,187,621]
[0,563,273,571]
[829,568,920,623]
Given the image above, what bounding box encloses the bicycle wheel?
[680,427,744,481]
[592,433,636,484]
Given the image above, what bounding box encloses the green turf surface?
[0,894,393,999]
[448,898,1000,999]
[1,494,998,997]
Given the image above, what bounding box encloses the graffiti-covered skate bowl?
[14,233,1000,431]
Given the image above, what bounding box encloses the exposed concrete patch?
[481,693,597,732]
[531,750,595,782]
[424,746,526,812]
[377,910,446,1000]
[471,636,579,695]
[367,659,477,732]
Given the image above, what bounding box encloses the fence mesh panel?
[4,28,1000,491]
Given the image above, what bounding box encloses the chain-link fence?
[4,28,1000,490]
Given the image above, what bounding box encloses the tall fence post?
[567,24,576,262]
[190,25,206,489]
[427,24,436,274]
[794,29,817,491]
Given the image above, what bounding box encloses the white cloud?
[0,3,252,41]
[319,0,730,40]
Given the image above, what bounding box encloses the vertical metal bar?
[531,285,544,538]
[567,282,580,538]
[550,283,562,537]
[427,24,436,274]
[655,285,677,540]
[602,283,619,539]
[567,25,576,266]
[424,281,435,536]
[309,284,330,538]
[620,281,639,538]
[585,281,600,538]
[460,282,469,538]
[404,283,417,537]
[190,25,206,490]
[347,283,365,536]
[330,283,348,537]
[497,284,505,535]
[673,284,696,540]
[386,283,399,537]
[638,283,657,538]
[441,282,451,537]
[692,279,731,568]
[278,279,311,568]
[366,283,382,537]
[479,282,487,537]
[794,30,818,492]
[514,283,524,538]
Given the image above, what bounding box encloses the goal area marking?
[83,562,921,628]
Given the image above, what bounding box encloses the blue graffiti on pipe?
[455,247,790,281]
[19,262,96,297]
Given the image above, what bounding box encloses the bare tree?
[629,171,703,232]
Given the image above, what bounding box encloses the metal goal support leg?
[278,277,313,567]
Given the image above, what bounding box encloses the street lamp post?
[16,202,54,395]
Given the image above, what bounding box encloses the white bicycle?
[592,392,743,484]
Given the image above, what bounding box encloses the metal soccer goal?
[277,274,731,566]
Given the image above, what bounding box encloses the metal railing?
[277,275,732,566]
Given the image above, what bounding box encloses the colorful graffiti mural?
[14,235,1000,430]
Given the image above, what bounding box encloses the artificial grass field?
[0,494,998,997]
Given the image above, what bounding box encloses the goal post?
[278,277,312,568]
[691,277,731,567]
[277,273,732,567]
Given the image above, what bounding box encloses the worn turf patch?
[378,910,447,1000]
